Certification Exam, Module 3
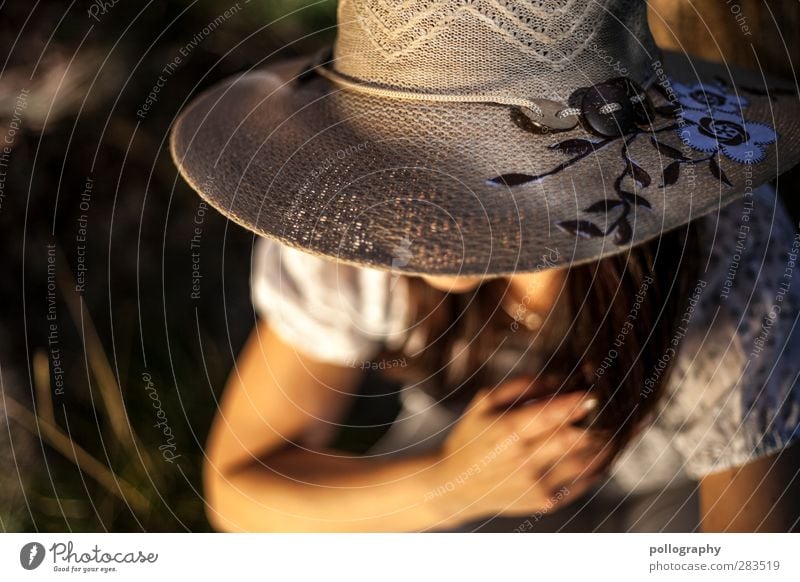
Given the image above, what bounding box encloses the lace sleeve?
[660,184,800,479]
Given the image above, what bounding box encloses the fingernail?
[583,398,598,411]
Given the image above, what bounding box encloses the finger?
[485,374,564,411]
[484,376,537,409]
[465,387,494,413]
[521,427,604,467]
[467,377,545,413]
[498,391,599,440]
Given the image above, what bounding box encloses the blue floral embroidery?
[492,76,785,246]
[679,108,777,164]
[675,82,777,164]
[672,81,749,113]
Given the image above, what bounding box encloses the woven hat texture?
[171,0,800,275]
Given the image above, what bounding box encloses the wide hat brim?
[170,51,800,276]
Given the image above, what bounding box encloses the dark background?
[0,0,337,532]
[1,0,799,532]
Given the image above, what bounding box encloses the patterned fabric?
[675,80,778,165]
[656,183,800,478]
[251,183,800,483]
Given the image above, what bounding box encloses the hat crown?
[333,0,657,100]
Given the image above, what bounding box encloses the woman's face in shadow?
[419,275,485,294]
[421,268,565,299]
[420,269,568,329]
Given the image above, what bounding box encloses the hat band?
[316,61,579,130]
[311,53,650,134]
[314,64,596,131]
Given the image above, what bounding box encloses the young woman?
[171,0,800,532]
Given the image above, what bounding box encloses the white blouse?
[251,183,800,492]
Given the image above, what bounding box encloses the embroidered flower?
[673,81,749,113]
[496,74,783,246]
[679,108,777,164]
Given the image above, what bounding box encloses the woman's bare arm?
[204,319,606,532]
[203,318,447,532]
[699,440,800,532]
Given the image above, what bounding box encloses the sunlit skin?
[419,274,485,294]
[203,268,800,532]
[421,269,568,317]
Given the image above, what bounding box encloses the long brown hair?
[378,220,702,465]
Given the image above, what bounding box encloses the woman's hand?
[427,376,610,524]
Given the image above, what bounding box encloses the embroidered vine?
[488,76,781,245]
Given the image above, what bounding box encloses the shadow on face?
[419,267,567,307]
[419,275,488,294]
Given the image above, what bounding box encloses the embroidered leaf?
[650,136,688,160]
[614,172,646,201]
[614,173,634,198]
[613,218,633,245]
[487,173,537,187]
[584,199,624,213]
[557,219,605,239]
[626,159,652,187]
[617,191,652,210]
[709,155,733,187]
[661,161,681,187]
[550,139,597,156]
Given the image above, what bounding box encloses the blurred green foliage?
[0,0,339,533]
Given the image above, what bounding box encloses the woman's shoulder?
[250,237,410,365]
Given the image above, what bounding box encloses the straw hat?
[170,0,800,276]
